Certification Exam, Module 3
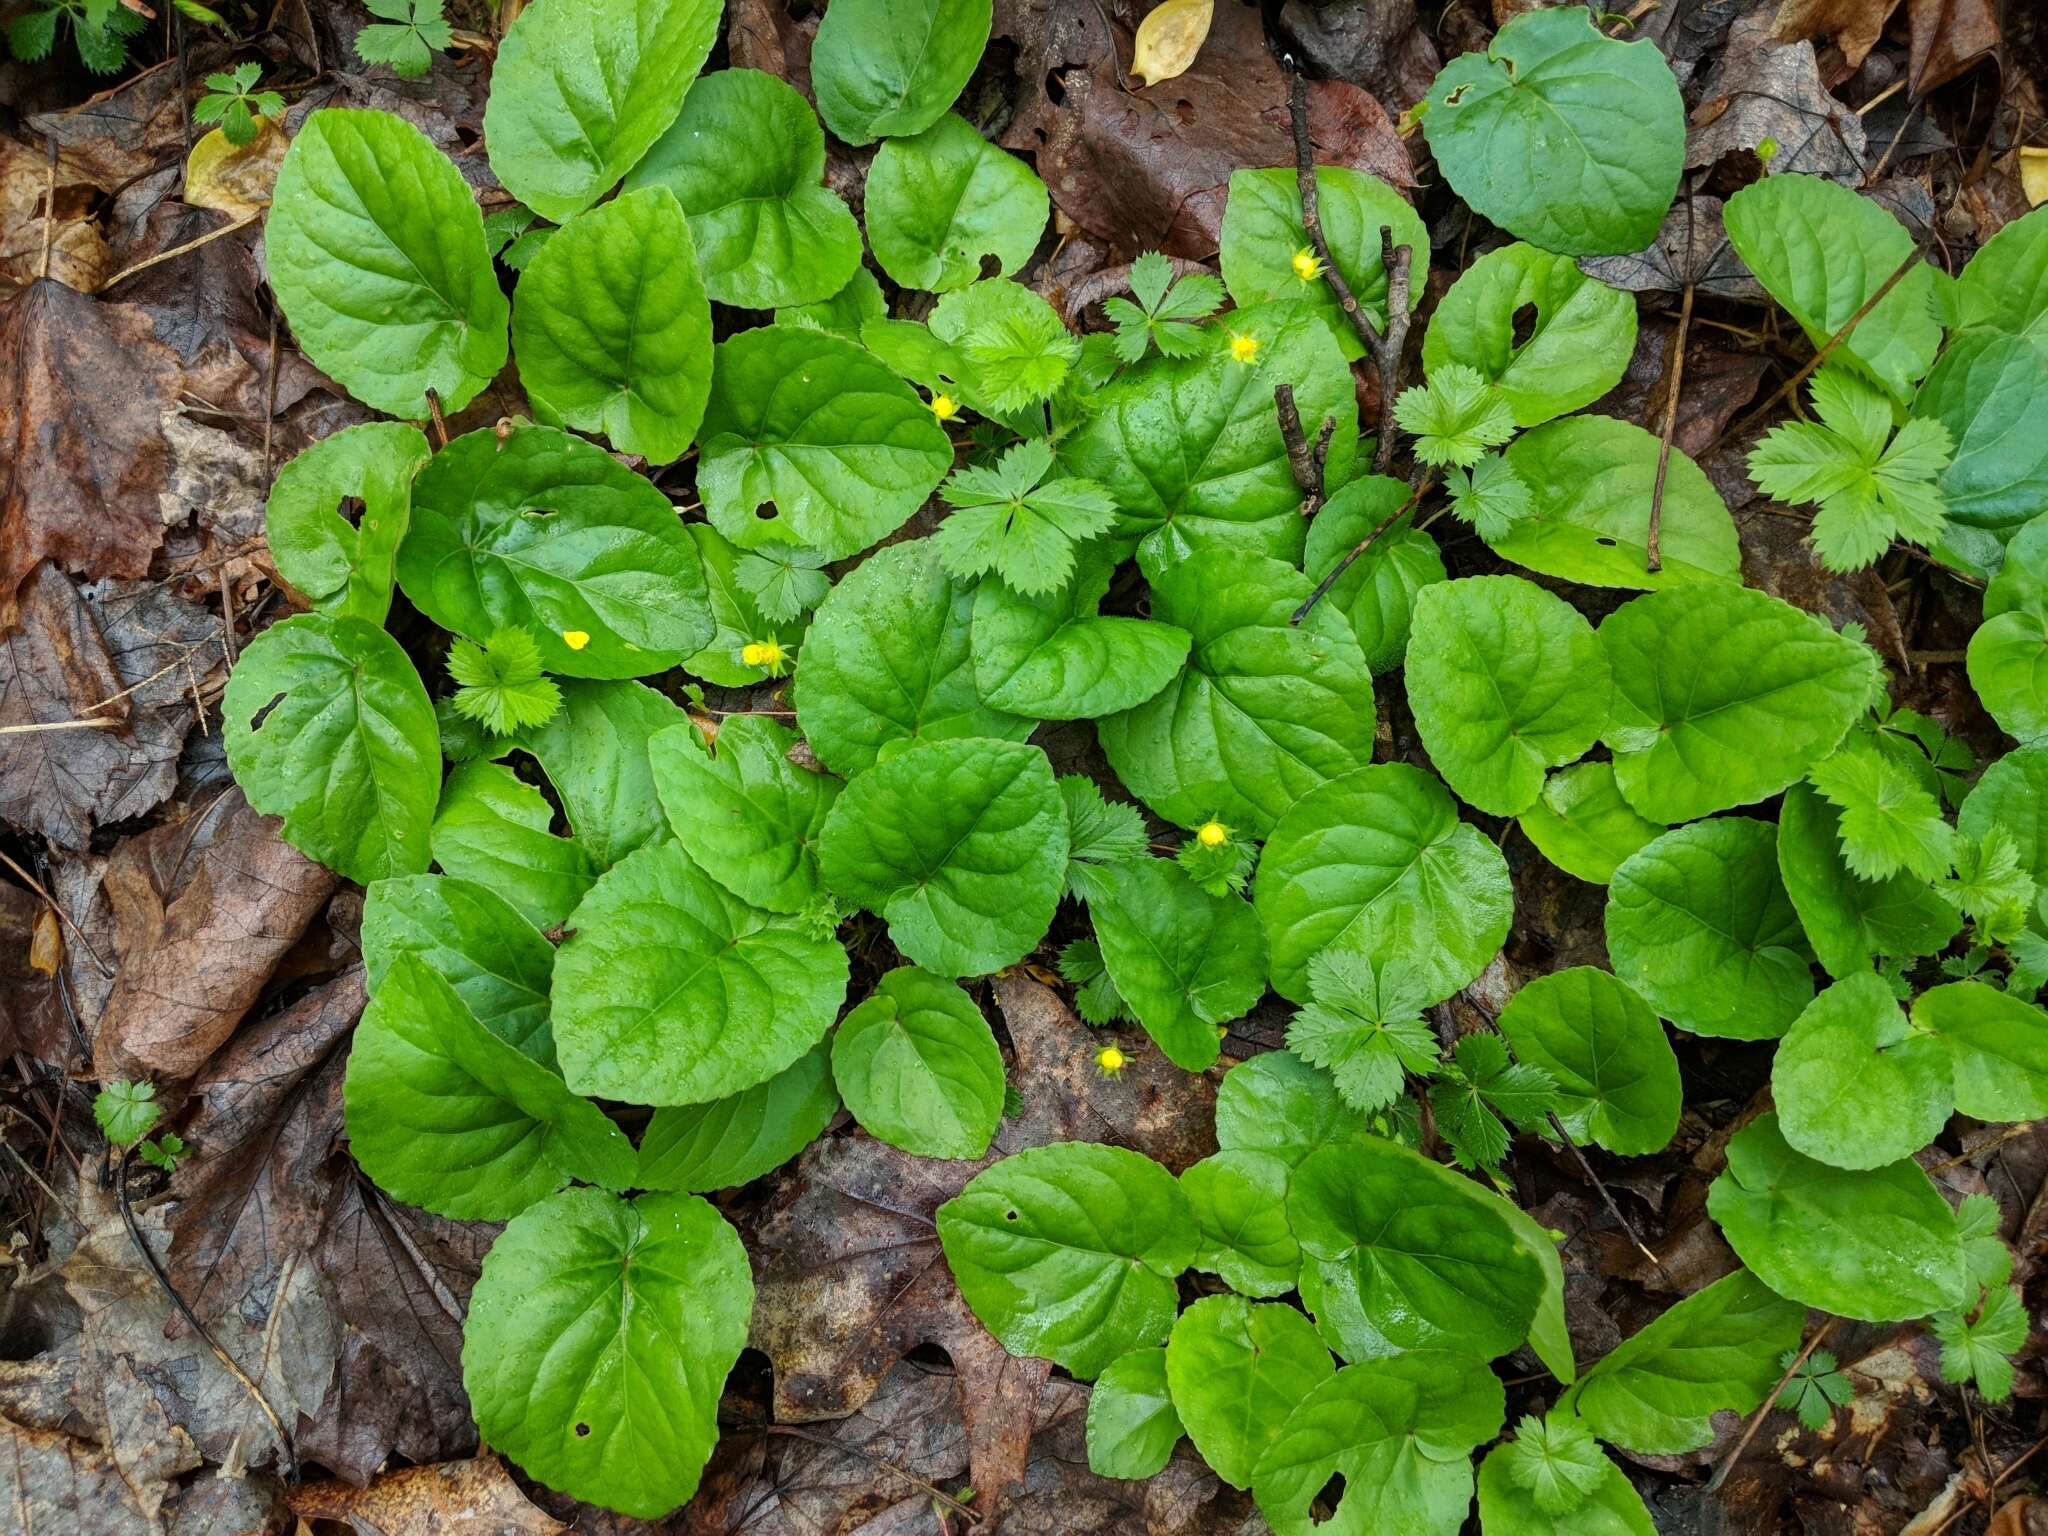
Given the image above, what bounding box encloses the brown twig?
[1291,478,1429,625]
[424,388,450,449]
[1287,71,1413,475]
[115,1153,299,1482]
[99,212,264,291]
[1274,384,1335,518]
[1710,241,1930,458]
[0,717,121,735]
[1646,197,1697,573]
[261,308,281,481]
[748,1422,979,1523]
[1706,1318,1833,1493]
[1546,1111,1672,1285]
[39,137,56,281]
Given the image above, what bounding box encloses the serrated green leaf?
[400,425,714,679]
[867,113,1047,292]
[934,439,1116,595]
[264,422,432,623]
[1606,817,1812,1040]
[463,1187,750,1517]
[681,525,807,688]
[343,955,635,1218]
[362,874,556,1067]
[1706,1112,1969,1320]
[94,1082,159,1148]
[1086,1348,1183,1479]
[1166,1296,1334,1489]
[697,326,953,561]
[483,0,721,225]
[448,629,561,738]
[1394,365,1517,468]
[1478,1435,1655,1535]
[552,839,849,1103]
[937,1142,1195,1378]
[623,69,860,309]
[1497,967,1679,1156]
[1254,762,1514,1005]
[1777,782,1960,978]
[222,612,438,884]
[511,188,712,464]
[636,1040,839,1192]
[266,108,507,417]
[831,966,1006,1159]
[1286,949,1438,1115]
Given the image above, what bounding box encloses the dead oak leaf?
[1686,11,1865,183]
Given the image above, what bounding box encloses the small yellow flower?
[1215,1024,1229,1041]
[740,637,789,676]
[1196,819,1230,849]
[1291,245,1323,283]
[1094,1043,1128,1079]
[560,629,591,651]
[1227,331,1261,364]
[928,392,959,422]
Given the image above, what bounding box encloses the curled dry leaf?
[183,119,289,218]
[1129,0,1213,89]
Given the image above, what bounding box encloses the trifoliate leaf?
[1443,452,1534,542]
[1394,364,1518,468]
[1775,1348,1855,1430]
[94,1081,161,1148]
[1931,1285,2028,1402]
[1940,826,2037,939]
[1286,948,1437,1115]
[1806,741,1957,882]
[1103,250,1224,363]
[1747,366,1953,572]
[933,439,1116,595]
[1955,1193,2014,1291]
[1500,1414,1607,1515]
[447,628,563,737]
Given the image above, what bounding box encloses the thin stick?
[0,717,121,735]
[1646,269,1696,571]
[0,846,111,977]
[1548,1110,1671,1284]
[748,1422,979,1522]
[99,212,263,291]
[1711,242,1929,457]
[1274,385,1332,518]
[1291,479,1428,625]
[1706,1318,1833,1493]
[425,388,450,449]
[116,1155,298,1482]
[261,308,281,480]
[39,138,55,281]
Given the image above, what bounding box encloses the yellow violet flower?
[1227,331,1260,364]
[560,629,591,651]
[929,392,959,422]
[1196,819,1230,848]
[741,637,789,676]
[1094,1043,1128,1079]
[1291,245,1323,283]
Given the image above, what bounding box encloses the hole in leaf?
[1509,301,1538,350]
[1444,84,1469,106]
[248,692,287,732]
[1044,70,1067,106]
[574,1422,591,1438]
[1595,536,1618,547]
[1005,1209,1019,1221]
[1310,1472,1346,1523]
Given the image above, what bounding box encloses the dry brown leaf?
[291,1457,564,1535]
[1767,0,1901,70]
[184,120,288,218]
[1906,0,1997,96]
[0,134,111,297]
[1129,0,1212,88]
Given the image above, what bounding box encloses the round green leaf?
[552,839,849,1104]
[777,265,888,338]
[1606,818,1812,1040]
[1496,967,1680,1156]
[1218,167,1428,360]
[1214,1051,1373,1168]
[936,1142,1196,1379]
[361,874,556,1067]
[1706,1112,1968,1321]
[623,69,860,309]
[1250,1352,1505,1536]
[1912,980,2048,1124]
[636,1040,839,1193]
[1181,1150,1301,1298]
[1080,858,1266,1071]
[830,966,1006,1159]
[818,737,1067,978]
[810,0,990,146]
[794,538,1032,777]
[1287,1137,1545,1360]
[1954,203,2048,339]
[343,955,636,1219]
[970,554,1190,720]
[222,612,438,885]
[482,0,721,225]
[400,424,714,679]
[1166,1296,1334,1490]
[1476,1440,1656,1536]
[505,678,689,871]
[463,1187,751,1518]
[697,326,954,561]
[429,761,595,930]
[649,715,839,915]
[1917,331,2048,577]
[1968,608,2048,742]
[1064,303,1358,568]
[264,422,432,623]
[1723,173,1942,403]
[1086,1348,1184,1480]
[1600,584,1875,823]
[1254,762,1514,1005]
[1421,242,1637,425]
[1303,479,1445,674]
[1516,761,1663,886]
[511,187,712,464]
[1096,549,1376,837]
[1407,574,1610,817]
[1772,972,1949,1170]
[266,109,508,417]
[1420,8,1683,257]
[1494,415,1740,589]
[867,113,1048,292]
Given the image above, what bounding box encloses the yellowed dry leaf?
[0,135,111,296]
[290,1456,565,1535]
[184,119,287,219]
[1130,0,1213,89]
[27,908,60,977]
[2021,146,2048,209]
